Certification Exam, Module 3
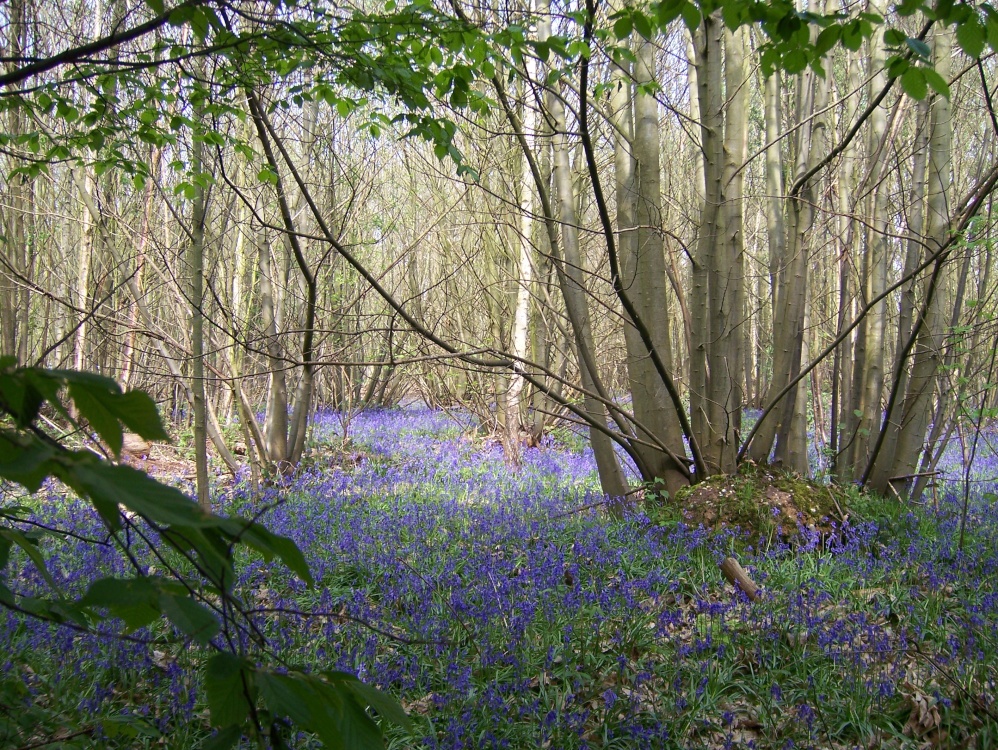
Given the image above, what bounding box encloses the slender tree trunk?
[506,62,536,466]
[864,98,930,490]
[540,0,629,501]
[689,18,721,472]
[713,25,748,474]
[258,229,290,465]
[69,169,239,473]
[748,72,786,463]
[1,0,29,360]
[122,147,159,389]
[843,12,890,477]
[612,37,688,492]
[876,29,953,498]
[751,46,829,474]
[189,130,211,512]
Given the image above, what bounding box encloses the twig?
[13,728,94,750]
[720,557,760,601]
[247,606,449,647]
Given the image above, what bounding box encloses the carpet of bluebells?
[3,407,998,748]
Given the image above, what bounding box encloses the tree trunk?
[258,229,290,465]
[540,0,629,501]
[747,72,786,464]
[189,130,211,512]
[614,37,688,493]
[713,25,748,474]
[876,29,953,498]
[69,169,239,473]
[505,65,536,466]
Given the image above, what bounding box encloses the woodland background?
[1,0,996,501]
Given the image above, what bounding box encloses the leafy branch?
[0,356,409,748]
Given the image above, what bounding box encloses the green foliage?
[0,358,408,747]
[4,0,992,197]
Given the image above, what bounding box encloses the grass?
[2,407,998,748]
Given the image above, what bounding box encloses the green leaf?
[190,7,211,40]
[51,366,122,392]
[883,28,906,46]
[901,66,927,99]
[784,49,807,74]
[221,519,314,586]
[329,671,411,729]
[114,390,170,441]
[69,381,123,456]
[613,15,632,39]
[957,15,986,58]
[906,37,931,60]
[260,671,385,750]
[205,653,256,729]
[160,593,220,645]
[922,66,950,97]
[199,725,242,750]
[887,54,910,78]
[160,525,235,591]
[79,577,163,631]
[258,672,316,728]
[720,2,744,30]
[655,0,685,27]
[69,460,214,529]
[633,12,652,39]
[0,529,62,593]
[680,2,700,31]
[0,370,44,428]
[814,26,840,56]
[321,681,381,750]
[0,434,58,493]
[842,21,864,51]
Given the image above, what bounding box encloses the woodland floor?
[2,408,998,749]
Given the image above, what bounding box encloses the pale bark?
[614,37,688,493]
[843,15,891,477]
[864,99,930,490]
[830,49,861,480]
[692,15,747,476]
[505,62,536,465]
[747,71,786,463]
[714,25,748,474]
[258,230,290,464]
[751,44,829,474]
[875,29,953,497]
[189,131,211,512]
[1,0,30,361]
[689,19,721,471]
[540,0,629,500]
[74,169,94,373]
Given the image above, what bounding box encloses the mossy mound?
[657,462,855,542]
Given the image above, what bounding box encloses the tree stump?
[122,432,152,457]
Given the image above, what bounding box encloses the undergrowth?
[2,408,997,749]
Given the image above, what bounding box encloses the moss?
[644,462,859,545]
